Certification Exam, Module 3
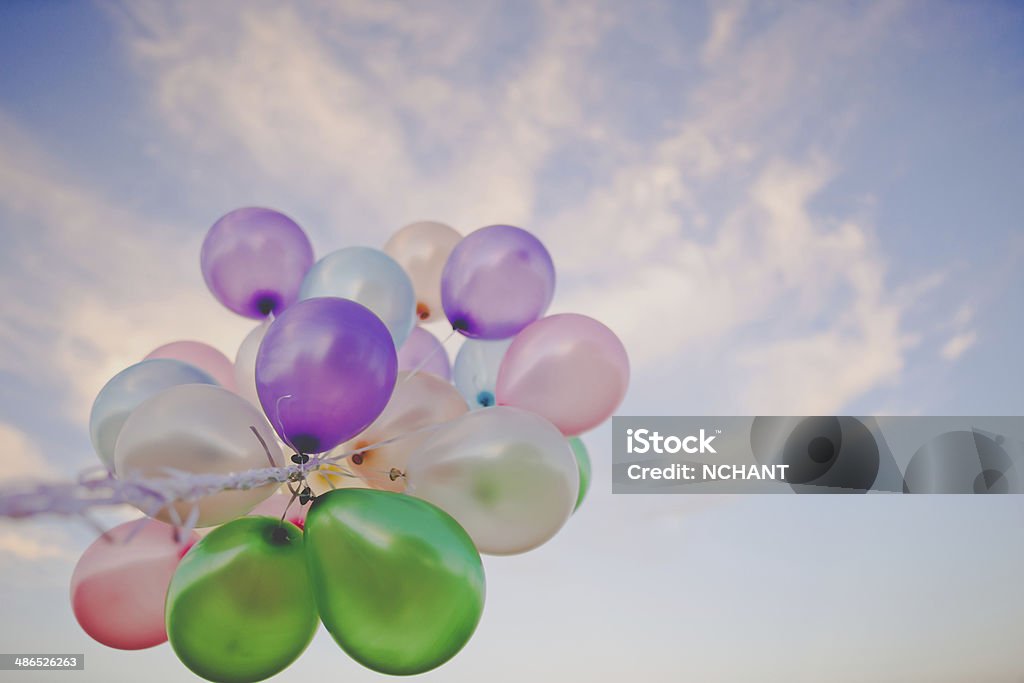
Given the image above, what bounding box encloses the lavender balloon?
[255,297,398,453]
[201,207,314,319]
[397,327,451,381]
[441,225,555,340]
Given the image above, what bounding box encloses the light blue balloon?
[89,359,219,471]
[453,338,512,410]
[298,247,416,348]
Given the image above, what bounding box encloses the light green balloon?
[305,489,485,675]
[166,517,317,683]
[570,437,592,511]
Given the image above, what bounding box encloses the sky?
[1,0,1024,681]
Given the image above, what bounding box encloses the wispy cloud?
[941,331,978,361]
[0,114,253,424]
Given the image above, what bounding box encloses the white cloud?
[0,528,68,561]
[0,422,61,483]
[0,0,948,424]
[0,115,254,425]
[941,331,978,361]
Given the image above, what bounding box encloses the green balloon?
[570,437,591,511]
[166,517,317,683]
[305,489,485,675]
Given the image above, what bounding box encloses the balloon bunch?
[70,209,629,681]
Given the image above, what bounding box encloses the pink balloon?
[496,313,629,436]
[145,341,238,391]
[396,327,451,381]
[70,519,198,650]
[249,487,308,528]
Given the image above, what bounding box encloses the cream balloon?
[234,319,272,407]
[404,406,578,555]
[306,463,372,496]
[383,221,461,323]
[330,371,467,493]
[114,384,281,527]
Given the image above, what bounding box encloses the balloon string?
[320,419,451,464]
[401,327,457,383]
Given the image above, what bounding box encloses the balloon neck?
[256,294,279,316]
[476,391,495,408]
[416,302,430,320]
[268,525,291,546]
[290,435,320,455]
[350,441,371,466]
[451,318,469,332]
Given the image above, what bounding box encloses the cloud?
[0,528,68,561]
[0,422,61,483]
[0,0,952,424]
[108,0,617,235]
[941,331,978,361]
[0,114,254,425]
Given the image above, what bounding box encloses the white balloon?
[452,338,512,409]
[234,319,272,407]
[405,406,578,555]
[90,359,218,471]
[114,384,281,527]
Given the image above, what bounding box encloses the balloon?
[90,359,218,471]
[383,221,462,323]
[234,319,272,407]
[397,327,451,381]
[305,489,485,675]
[145,341,237,391]
[405,407,578,555]
[453,338,512,409]
[497,313,629,436]
[114,384,281,527]
[166,517,317,683]
[569,437,591,512]
[441,224,555,340]
[70,519,197,650]
[299,247,416,347]
[248,485,307,528]
[306,462,371,496]
[201,207,314,319]
[255,297,398,454]
[334,371,467,492]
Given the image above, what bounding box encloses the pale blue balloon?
[89,359,219,471]
[298,247,416,348]
[452,338,512,410]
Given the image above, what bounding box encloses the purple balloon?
[255,297,397,453]
[201,207,314,319]
[397,327,452,381]
[441,225,555,340]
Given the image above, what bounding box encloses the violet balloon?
[201,207,314,319]
[441,225,555,340]
[256,297,398,454]
[70,519,198,650]
[496,314,629,436]
[145,341,237,391]
[397,327,451,381]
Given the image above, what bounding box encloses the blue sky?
[1,1,1024,681]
